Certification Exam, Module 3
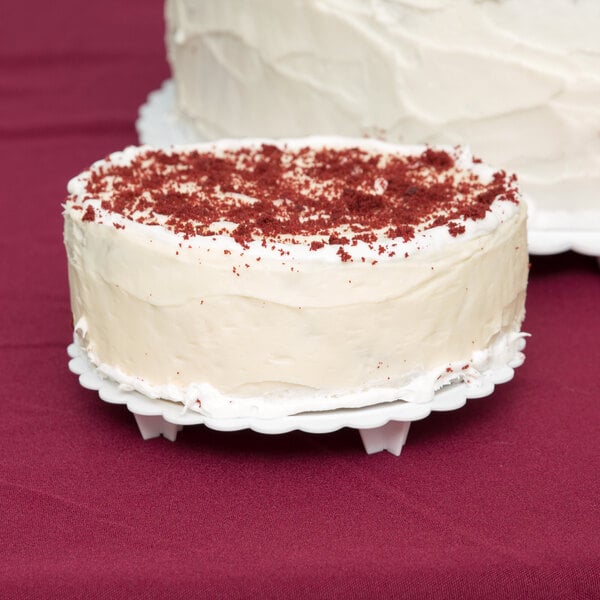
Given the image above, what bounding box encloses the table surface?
[1,2,599,598]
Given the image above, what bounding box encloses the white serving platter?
[68,342,524,456]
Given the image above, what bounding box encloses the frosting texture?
[165,0,600,227]
[64,138,528,417]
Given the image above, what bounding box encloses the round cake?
[164,0,600,228]
[64,137,528,418]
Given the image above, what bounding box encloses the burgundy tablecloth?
[1,2,599,598]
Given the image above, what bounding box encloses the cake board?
[68,343,525,456]
[527,230,600,265]
[136,80,600,261]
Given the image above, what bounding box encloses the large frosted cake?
[64,137,528,418]
[165,0,600,228]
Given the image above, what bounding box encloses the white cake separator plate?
[68,342,525,456]
[136,80,600,260]
[527,229,600,259]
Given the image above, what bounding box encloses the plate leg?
[134,414,183,442]
[359,421,411,456]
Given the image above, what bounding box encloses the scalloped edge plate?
[68,341,525,455]
[527,230,600,257]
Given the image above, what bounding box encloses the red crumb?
[75,144,519,261]
[82,205,95,222]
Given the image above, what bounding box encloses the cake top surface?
[66,138,521,261]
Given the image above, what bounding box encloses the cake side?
[165,0,600,223]
[64,138,528,418]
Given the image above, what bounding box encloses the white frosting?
[64,137,528,418]
[165,0,600,228]
[65,137,520,268]
[73,330,527,418]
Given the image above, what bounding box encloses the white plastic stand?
[359,421,411,456]
[134,412,411,454]
[134,414,183,442]
[68,343,524,456]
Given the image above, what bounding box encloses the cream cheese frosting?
[165,0,600,229]
[63,137,528,418]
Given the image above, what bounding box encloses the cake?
[164,0,600,229]
[64,137,528,418]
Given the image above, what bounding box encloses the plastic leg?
[359,421,411,456]
[134,414,183,442]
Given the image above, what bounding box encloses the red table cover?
[1,2,599,598]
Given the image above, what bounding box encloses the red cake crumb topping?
[75,144,519,252]
[82,205,95,222]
